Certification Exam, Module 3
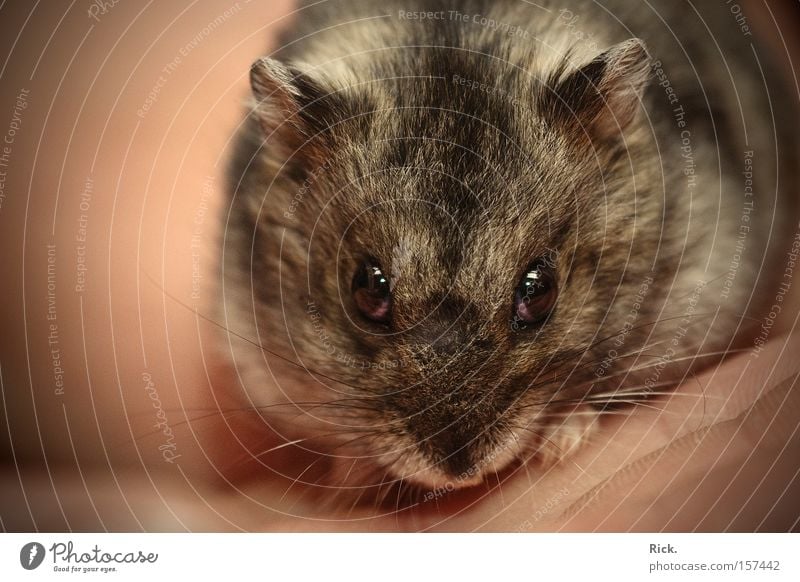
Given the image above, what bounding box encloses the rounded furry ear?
[543,39,651,141]
[249,57,338,158]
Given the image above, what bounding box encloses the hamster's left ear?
[249,57,345,160]
[543,38,651,141]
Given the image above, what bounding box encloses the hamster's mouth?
[383,441,522,493]
[343,409,593,518]
[229,411,574,521]
[364,456,526,519]
[346,432,530,516]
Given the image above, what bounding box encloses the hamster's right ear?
[249,57,341,159]
[542,39,651,142]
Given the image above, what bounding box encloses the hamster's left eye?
[352,259,392,323]
[512,259,557,328]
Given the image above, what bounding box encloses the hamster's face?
[232,40,655,488]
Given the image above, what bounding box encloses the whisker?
[251,437,317,459]
[279,456,325,503]
[143,268,369,393]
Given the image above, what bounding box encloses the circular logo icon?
[20,542,46,570]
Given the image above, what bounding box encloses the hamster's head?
[228,39,656,490]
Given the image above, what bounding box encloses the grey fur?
[222,0,797,492]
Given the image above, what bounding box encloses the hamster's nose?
[411,413,501,481]
[426,430,477,477]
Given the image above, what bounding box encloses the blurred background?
[0,0,798,531]
[0,0,302,530]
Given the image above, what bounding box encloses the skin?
[0,0,798,531]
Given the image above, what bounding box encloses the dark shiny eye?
[512,260,557,327]
[352,259,392,323]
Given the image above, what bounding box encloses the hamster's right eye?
[352,259,392,323]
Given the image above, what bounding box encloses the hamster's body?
[223,1,796,494]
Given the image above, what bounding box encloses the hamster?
[221,0,797,498]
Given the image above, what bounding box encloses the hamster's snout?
[413,409,493,477]
[383,376,521,486]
